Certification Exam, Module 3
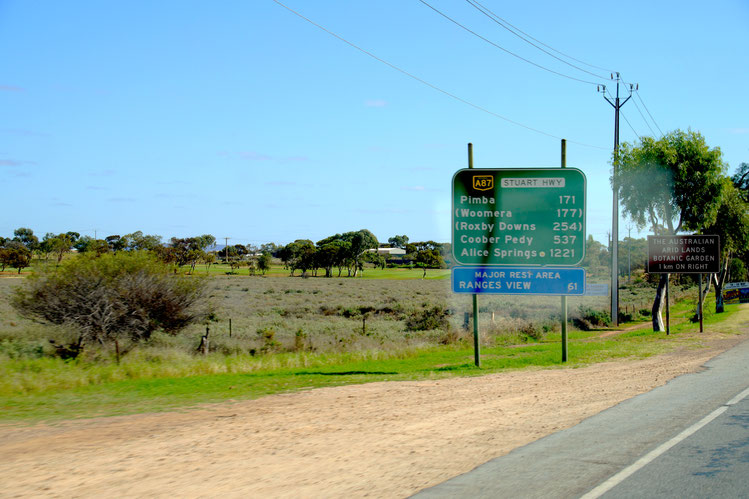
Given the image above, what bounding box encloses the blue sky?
[2,0,747,247]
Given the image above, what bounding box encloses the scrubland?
[0,269,720,421]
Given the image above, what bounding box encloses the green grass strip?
[1,303,745,423]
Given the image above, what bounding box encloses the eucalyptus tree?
[257,252,272,275]
[13,227,38,254]
[614,130,726,330]
[702,181,749,312]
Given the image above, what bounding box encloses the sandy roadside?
[1,331,747,498]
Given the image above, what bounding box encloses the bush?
[519,321,545,341]
[257,327,280,353]
[572,306,611,330]
[12,252,207,353]
[405,306,450,331]
[618,311,635,323]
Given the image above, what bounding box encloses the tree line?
[0,228,451,277]
[277,232,448,278]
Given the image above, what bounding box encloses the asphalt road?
[601,394,749,498]
[415,337,749,499]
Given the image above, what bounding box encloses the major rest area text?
[473,269,562,279]
[456,269,563,290]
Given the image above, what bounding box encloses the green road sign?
[452,168,586,266]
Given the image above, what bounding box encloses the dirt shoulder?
[1,327,748,498]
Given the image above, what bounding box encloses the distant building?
[367,247,406,256]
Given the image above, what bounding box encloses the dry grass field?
[0,269,697,361]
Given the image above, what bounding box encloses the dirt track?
[1,332,747,498]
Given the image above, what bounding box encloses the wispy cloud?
[238,151,272,161]
[0,85,23,92]
[51,201,74,207]
[107,197,136,203]
[365,99,387,108]
[0,159,35,167]
[86,186,107,191]
[155,192,194,199]
[727,128,749,135]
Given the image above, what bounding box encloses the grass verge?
[1,303,745,423]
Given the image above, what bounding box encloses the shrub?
[12,252,207,354]
[618,311,635,323]
[519,321,545,341]
[405,305,450,331]
[257,327,279,353]
[439,327,464,345]
[572,306,611,330]
[0,339,45,359]
[294,328,308,352]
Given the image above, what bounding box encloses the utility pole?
[224,237,230,262]
[627,225,632,284]
[599,72,633,327]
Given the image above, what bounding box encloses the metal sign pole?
[666,276,670,335]
[699,274,704,333]
[561,139,568,363]
[468,143,480,367]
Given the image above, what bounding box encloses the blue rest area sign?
[452,266,585,295]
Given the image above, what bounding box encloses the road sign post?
[560,139,568,362]
[452,152,586,363]
[467,144,480,368]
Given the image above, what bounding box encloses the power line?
[635,91,664,137]
[620,110,641,140]
[273,0,607,150]
[418,0,603,85]
[467,0,616,74]
[620,76,663,138]
[463,0,610,80]
[629,95,656,137]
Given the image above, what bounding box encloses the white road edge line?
[726,386,749,406]
[580,385,749,499]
